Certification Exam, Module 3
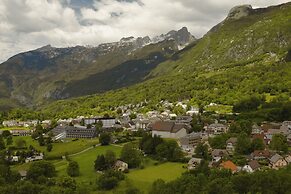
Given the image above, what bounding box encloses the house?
[186,107,199,116]
[98,118,116,128]
[251,124,262,134]
[25,153,44,163]
[11,156,19,162]
[10,130,32,136]
[206,123,228,135]
[220,160,237,173]
[269,154,288,169]
[175,116,193,125]
[114,160,128,172]
[134,119,150,130]
[212,149,228,162]
[2,120,19,127]
[242,160,260,173]
[151,121,189,139]
[18,170,27,180]
[226,137,237,154]
[179,132,202,151]
[285,155,291,164]
[84,118,96,125]
[188,158,202,170]
[251,150,271,160]
[261,122,281,132]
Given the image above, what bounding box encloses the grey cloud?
[0,0,289,62]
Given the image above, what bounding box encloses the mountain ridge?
[39,2,291,118]
[0,27,196,109]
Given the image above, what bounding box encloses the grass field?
[0,127,30,130]
[12,141,185,193]
[124,162,185,193]
[11,136,100,158]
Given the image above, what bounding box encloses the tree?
[94,155,107,171]
[116,108,122,115]
[235,133,251,155]
[0,137,5,150]
[58,176,77,190]
[38,135,45,146]
[191,114,203,132]
[47,143,53,152]
[6,136,13,146]
[229,120,252,135]
[251,138,265,151]
[99,133,111,145]
[194,143,209,160]
[209,134,229,149]
[156,140,183,162]
[97,170,125,190]
[129,113,137,120]
[1,130,11,138]
[120,143,142,168]
[270,134,288,153]
[139,134,163,155]
[67,161,80,177]
[105,150,116,168]
[27,161,56,181]
[15,138,26,148]
[80,119,85,126]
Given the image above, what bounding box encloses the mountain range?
[1,2,291,117]
[0,27,196,110]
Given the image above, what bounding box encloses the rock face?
[227,5,253,20]
[120,27,196,50]
[153,27,196,48]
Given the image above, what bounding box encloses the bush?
[67,161,80,177]
[97,170,125,190]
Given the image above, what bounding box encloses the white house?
[242,160,260,173]
[114,160,128,172]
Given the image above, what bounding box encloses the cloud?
[0,0,289,62]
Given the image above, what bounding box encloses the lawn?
[54,145,123,184]
[11,136,100,158]
[124,162,185,192]
[12,142,185,193]
[0,127,30,130]
[52,145,185,193]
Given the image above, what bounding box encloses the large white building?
[151,121,189,139]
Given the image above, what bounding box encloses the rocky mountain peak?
[227,5,253,20]
[153,27,196,49]
[36,44,55,52]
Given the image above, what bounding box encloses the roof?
[18,170,27,177]
[270,154,283,163]
[220,161,237,172]
[151,121,188,133]
[115,160,127,167]
[188,158,202,165]
[285,155,291,163]
[226,137,237,144]
[212,149,228,157]
[252,150,270,158]
[248,160,260,170]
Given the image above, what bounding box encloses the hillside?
[0,27,196,110]
[40,3,291,118]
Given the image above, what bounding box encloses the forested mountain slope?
[41,2,291,118]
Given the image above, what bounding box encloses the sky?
[0,0,289,62]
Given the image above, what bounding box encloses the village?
[1,100,291,179]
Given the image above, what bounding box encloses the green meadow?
[12,137,186,193]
